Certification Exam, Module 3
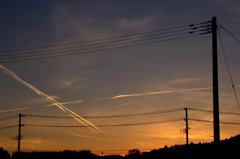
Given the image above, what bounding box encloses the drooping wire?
[24,118,183,128]
[0,22,207,54]
[24,108,183,119]
[188,108,240,116]
[0,27,192,56]
[189,118,240,126]
[217,29,240,110]
[0,31,196,60]
[0,125,18,130]
[0,21,211,63]
[0,115,17,121]
[217,22,240,44]
[0,34,204,63]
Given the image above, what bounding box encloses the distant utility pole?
[184,108,189,145]
[18,113,24,153]
[211,16,220,143]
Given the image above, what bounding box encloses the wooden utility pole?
[18,113,23,153]
[211,16,220,143]
[184,108,189,145]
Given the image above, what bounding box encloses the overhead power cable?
[0,115,17,121]
[217,22,240,44]
[0,32,194,60]
[189,118,240,126]
[0,34,204,63]
[0,28,193,57]
[0,21,211,63]
[0,34,199,63]
[24,118,183,128]
[0,125,18,130]
[0,21,209,54]
[188,108,240,116]
[24,108,183,119]
[0,30,193,59]
[218,30,240,110]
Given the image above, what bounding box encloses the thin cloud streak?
[100,85,240,100]
[72,133,109,141]
[0,107,28,113]
[100,87,211,100]
[0,100,83,113]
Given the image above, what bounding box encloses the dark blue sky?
[0,0,237,49]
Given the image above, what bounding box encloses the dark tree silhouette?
[0,147,10,159]
[11,134,240,159]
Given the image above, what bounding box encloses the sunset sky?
[0,0,240,155]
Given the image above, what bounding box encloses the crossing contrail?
[45,100,83,107]
[0,65,101,134]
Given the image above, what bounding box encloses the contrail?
[99,87,212,100]
[0,65,101,133]
[100,85,240,100]
[0,100,83,113]
[0,107,28,113]
[73,133,109,141]
[45,100,82,107]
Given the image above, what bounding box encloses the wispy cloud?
[210,0,240,17]
[169,77,202,85]
[0,107,28,113]
[99,87,211,100]
[72,133,108,141]
[99,85,240,100]
[118,16,154,29]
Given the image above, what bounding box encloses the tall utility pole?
[18,113,23,153]
[212,16,220,143]
[184,108,189,145]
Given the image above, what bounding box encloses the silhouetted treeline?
[126,135,240,158]
[9,134,240,159]
[0,147,10,159]
[12,150,100,159]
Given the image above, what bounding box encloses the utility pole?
[211,16,220,143]
[184,108,189,145]
[18,113,24,153]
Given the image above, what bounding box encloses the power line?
[0,21,211,63]
[0,21,209,54]
[188,108,240,116]
[0,115,17,121]
[218,29,240,110]
[189,118,240,126]
[0,30,194,60]
[24,118,183,128]
[0,28,192,57]
[24,108,183,119]
[0,32,193,60]
[0,34,204,63]
[217,22,240,44]
[0,125,18,130]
